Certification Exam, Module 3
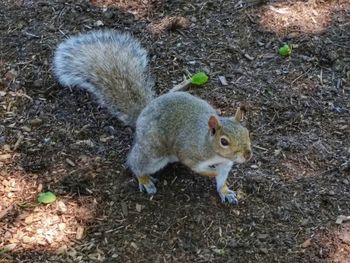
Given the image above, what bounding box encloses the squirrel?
[53,30,252,204]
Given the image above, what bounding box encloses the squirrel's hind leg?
[127,143,172,194]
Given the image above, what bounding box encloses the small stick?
[291,68,311,85]
[319,69,323,85]
[169,79,192,92]
[253,145,269,151]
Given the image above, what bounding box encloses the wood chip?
[13,132,24,151]
[218,76,228,86]
[2,243,17,251]
[24,215,34,224]
[336,215,350,224]
[56,245,68,254]
[57,201,67,213]
[65,158,76,167]
[22,236,32,243]
[121,202,128,216]
[94,20,104,27]
[29,118,43,126]
[76,226,84,240]
[21,126,31,132]
[5,69,17,80]
[244,53,255,61]
[0,206,13,220]
[37,183,43,192]
[58,223,66,231]
[130,242,138,250]
[148,16,189,34]
[301,238,312,248]
[136,203,142,213]
[0,153,12,161]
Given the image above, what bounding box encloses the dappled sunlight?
[330,223,350,262]
[0,152,98,253]
[259,0,349,36]
[1,197,96,252]
[90,0,160,18]
[279,159,317,178]
[306,222,350,262]
[0,153,38,211]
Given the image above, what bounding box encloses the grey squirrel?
[53,30,252,204]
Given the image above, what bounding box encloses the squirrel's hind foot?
[137,175,158,194]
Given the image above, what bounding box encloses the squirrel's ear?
[208,116,220,135]
[234,105,246,122]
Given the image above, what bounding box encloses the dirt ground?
[1,0,350,262]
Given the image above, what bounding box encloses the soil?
[1,0,350,262]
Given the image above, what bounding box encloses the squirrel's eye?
[220,138,229,147]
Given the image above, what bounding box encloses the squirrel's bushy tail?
[53,30,155,126]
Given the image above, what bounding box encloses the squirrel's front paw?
[219,185,238,205]
[137,175,158,194]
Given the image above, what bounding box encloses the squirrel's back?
[53,30,155,126]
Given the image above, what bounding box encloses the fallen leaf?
[38,192,57,204]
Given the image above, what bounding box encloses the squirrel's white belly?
[194,155,233,173]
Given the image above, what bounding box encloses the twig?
[336,78,342,89]
[169,79,192,92]
[291,68,311,85]
[253,145,268,151]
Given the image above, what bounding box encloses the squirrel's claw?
[138,175,158,194]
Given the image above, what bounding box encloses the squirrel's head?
[208,107,252,164]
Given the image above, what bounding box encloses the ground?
[0,0,350,262]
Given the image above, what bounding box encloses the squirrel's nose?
[244,149,252,161]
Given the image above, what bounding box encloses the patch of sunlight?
[259,1,333,36]
[0,151,97,253]
[90,0,156,18]
[278,159,316,179]
[328,223,350,263]
[1,197,96,252]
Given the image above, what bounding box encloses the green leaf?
[279,44,292,57]
[38,191,57,204]
[191,72,209,85]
